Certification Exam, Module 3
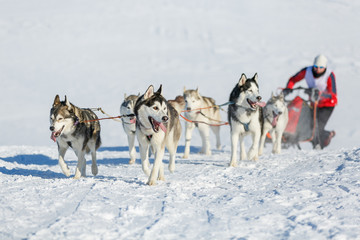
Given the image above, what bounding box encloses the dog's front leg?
[183,122,195,158]
[248,132,260,161]
[58,145,71,177]
[239,135,247,161]
[148,147,165,185]
[74,151,86,179]
[211,125,221,150]
[230,131,239,167]
[198,124,211,155]
[138,139,150,177]
[128,133,137,164]
[259,125,271,156]
[273,129,283,154]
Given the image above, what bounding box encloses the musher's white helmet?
[313,54,328,68]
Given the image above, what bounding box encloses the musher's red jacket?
[286,66,337,108]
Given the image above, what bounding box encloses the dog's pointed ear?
[64,95,72,111]
[279,91,284,100]
[53,95,61,107]
[144,85,154,99]
[183,86,186,93]
[253,73,258,83]
[271,92,275,98]
[156,84,163,95]
[124,93,127,99]
[238,73,247,86]
[196,87,201,98]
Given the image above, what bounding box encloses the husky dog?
[168,95,186,114]
[259,92,289,155]
[228,73,265,166]
[134,85,181,185]
[120,94,139,164]
[50,95,101,178]
[182,88,221,158]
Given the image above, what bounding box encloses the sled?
[281,87,320,149]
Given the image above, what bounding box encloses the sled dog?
[49,95,101,178]
[120,94,139,164]
[134,85,181,185]
[168,95,186,114]
[259,92,289,155]
[228,73,265,166]
[182,87,221,158]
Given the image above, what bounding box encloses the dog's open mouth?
[272,111,279,127]
[148,117,167,133]
[247,99,266,109]
[50,125,65,142]
[129,116,136,124]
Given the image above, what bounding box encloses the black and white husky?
[49,95,101,178]
[182,88,221,158]
[120,94,139,164]
[259,92,289,155]
[228,73,265,166]
[134,85,182,185]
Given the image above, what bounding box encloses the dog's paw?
[92,164,98,176]
[129,159,136,164]
[147,179,157,186]
[182,154,189,159]
[168,163,175,173]
[229,161,238,167]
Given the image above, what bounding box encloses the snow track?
[0,145,359,239]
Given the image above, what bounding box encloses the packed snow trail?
[0,146,359,239]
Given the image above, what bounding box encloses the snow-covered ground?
[1,0,360,239]
[1,145,360,239]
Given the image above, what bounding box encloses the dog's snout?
[256,96,262,101]
[186,107,191,111]
[50,126,55,131]
[162,116,169,122]
[278,111,283,115]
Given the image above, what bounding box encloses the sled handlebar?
[282,87,320,103]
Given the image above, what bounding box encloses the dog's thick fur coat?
[259,92,289,155]
[120,94,139,164]
[228,73,264,166]
[183,88,221,158]
[50,95,101,178]
[134,85,181,185]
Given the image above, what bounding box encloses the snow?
[0,0,360,239]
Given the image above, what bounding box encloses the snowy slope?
[1,146,360,239]
[1,0,360,239]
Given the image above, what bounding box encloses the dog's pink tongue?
[256,101,266,107]
[129,118,136,124]
[272,116,278,127]
[159,123,167,133]
[50,132,57,142]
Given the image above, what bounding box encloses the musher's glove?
[282,88,293,96]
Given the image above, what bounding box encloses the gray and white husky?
[134,85,182,185]
[182,88,221,158]
[49,95,101,178]
[228,73,265,166]
[120,94,139,164]
[259,92,289,155]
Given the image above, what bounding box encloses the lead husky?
[50,95,101,178]
[134,85,181,185]
[228,73,265,166]
[182,88,221,158]
[259,92,289,155]
[120,94,139,164]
